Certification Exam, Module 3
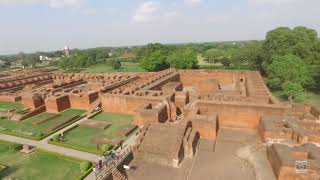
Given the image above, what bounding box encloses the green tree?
[204,49,226,64]
[139,50,169,71]
[110,60,121,70]
[267,54,312,91]
[233,41,263,71]
[262,26,320,75]
[167,49,198,69]
[282,82,305,103]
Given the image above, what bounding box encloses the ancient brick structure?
[45,94,71,113]
[259,116,320,144]
[268,143,320,180]
[22,93,44,110]
[1,68,320,177]
[135,123,194,167]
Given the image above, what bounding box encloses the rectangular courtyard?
[0,109,85,140]
[53,112,136,154]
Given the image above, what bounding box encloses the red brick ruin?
[0,69,319,179]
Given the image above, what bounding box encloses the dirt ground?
[127,128,276,180]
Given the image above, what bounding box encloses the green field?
[57,112,134,154]
[65,62,145,73]
[0,109,85,139]
[272,91,320,105]
[0,141,88,180]
[0,101,24,112]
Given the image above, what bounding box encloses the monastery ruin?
[0,69,319,180]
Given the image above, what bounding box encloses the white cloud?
[164,11,177,17]
[81,8,96,15]
[0,0,40,4]
[207,16,230,24]
[48,0,82,8]
[184,0,201,5]
[132,1,160,23]
[249,0,297,4]
[0,0,83,8]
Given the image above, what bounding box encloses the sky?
[0,0,319,55]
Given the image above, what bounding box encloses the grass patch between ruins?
[0,101,24,112]
[66,62,145,73]
[53,112,134,154]
[0,141,92,180]
[0,109,85,140]
[272,90,320,105]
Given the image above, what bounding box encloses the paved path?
[0,133,99,162]
[85,128,141,180]
[0,114,140,180]
[42,115,89,143]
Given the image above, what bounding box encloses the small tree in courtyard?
[110,60,121,70]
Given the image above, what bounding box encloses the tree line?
[1,26,319,102]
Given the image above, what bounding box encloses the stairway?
[112,168,127,180]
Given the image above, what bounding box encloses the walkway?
[0,133,99,162]
[0,114,140,180]
[85,128,141,180]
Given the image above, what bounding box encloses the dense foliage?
[261,27,320,101]
[110,59,121,70]
[138,43,198,71]
[167,49,198,69]
[1,25,319,103]
[59,49,109,70]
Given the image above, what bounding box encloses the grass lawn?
[272,91,320,105]
[59,112,134,154]
[0,141,87,180]
[0,101,24,112]
[0,109,85,139]
[83,62,145,73]
[305,92,320,105]
[64,62,145,73]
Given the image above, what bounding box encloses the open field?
[55,112,134,154]
[64,62,145,73]
[84,62,145,73]
[0,141,88,180]
[0,109,85,140]
[272,91,320,105]
[305,91,320,105]
[0,101,24,112]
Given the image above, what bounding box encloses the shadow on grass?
[0,166,18,179]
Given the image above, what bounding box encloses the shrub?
[101,144,113,154]
[110,60,121,70]
[52,134,60,142]
[35,131,43,138]
[80,161,91,173]
[9,143,23,151]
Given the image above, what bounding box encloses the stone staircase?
[112,168,127,180]
[95,147,132,180]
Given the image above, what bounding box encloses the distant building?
[64,46,70,57]
[39,56,52,61]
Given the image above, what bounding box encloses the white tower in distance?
[64,45,70,56]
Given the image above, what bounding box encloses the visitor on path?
[93,167,97,176]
